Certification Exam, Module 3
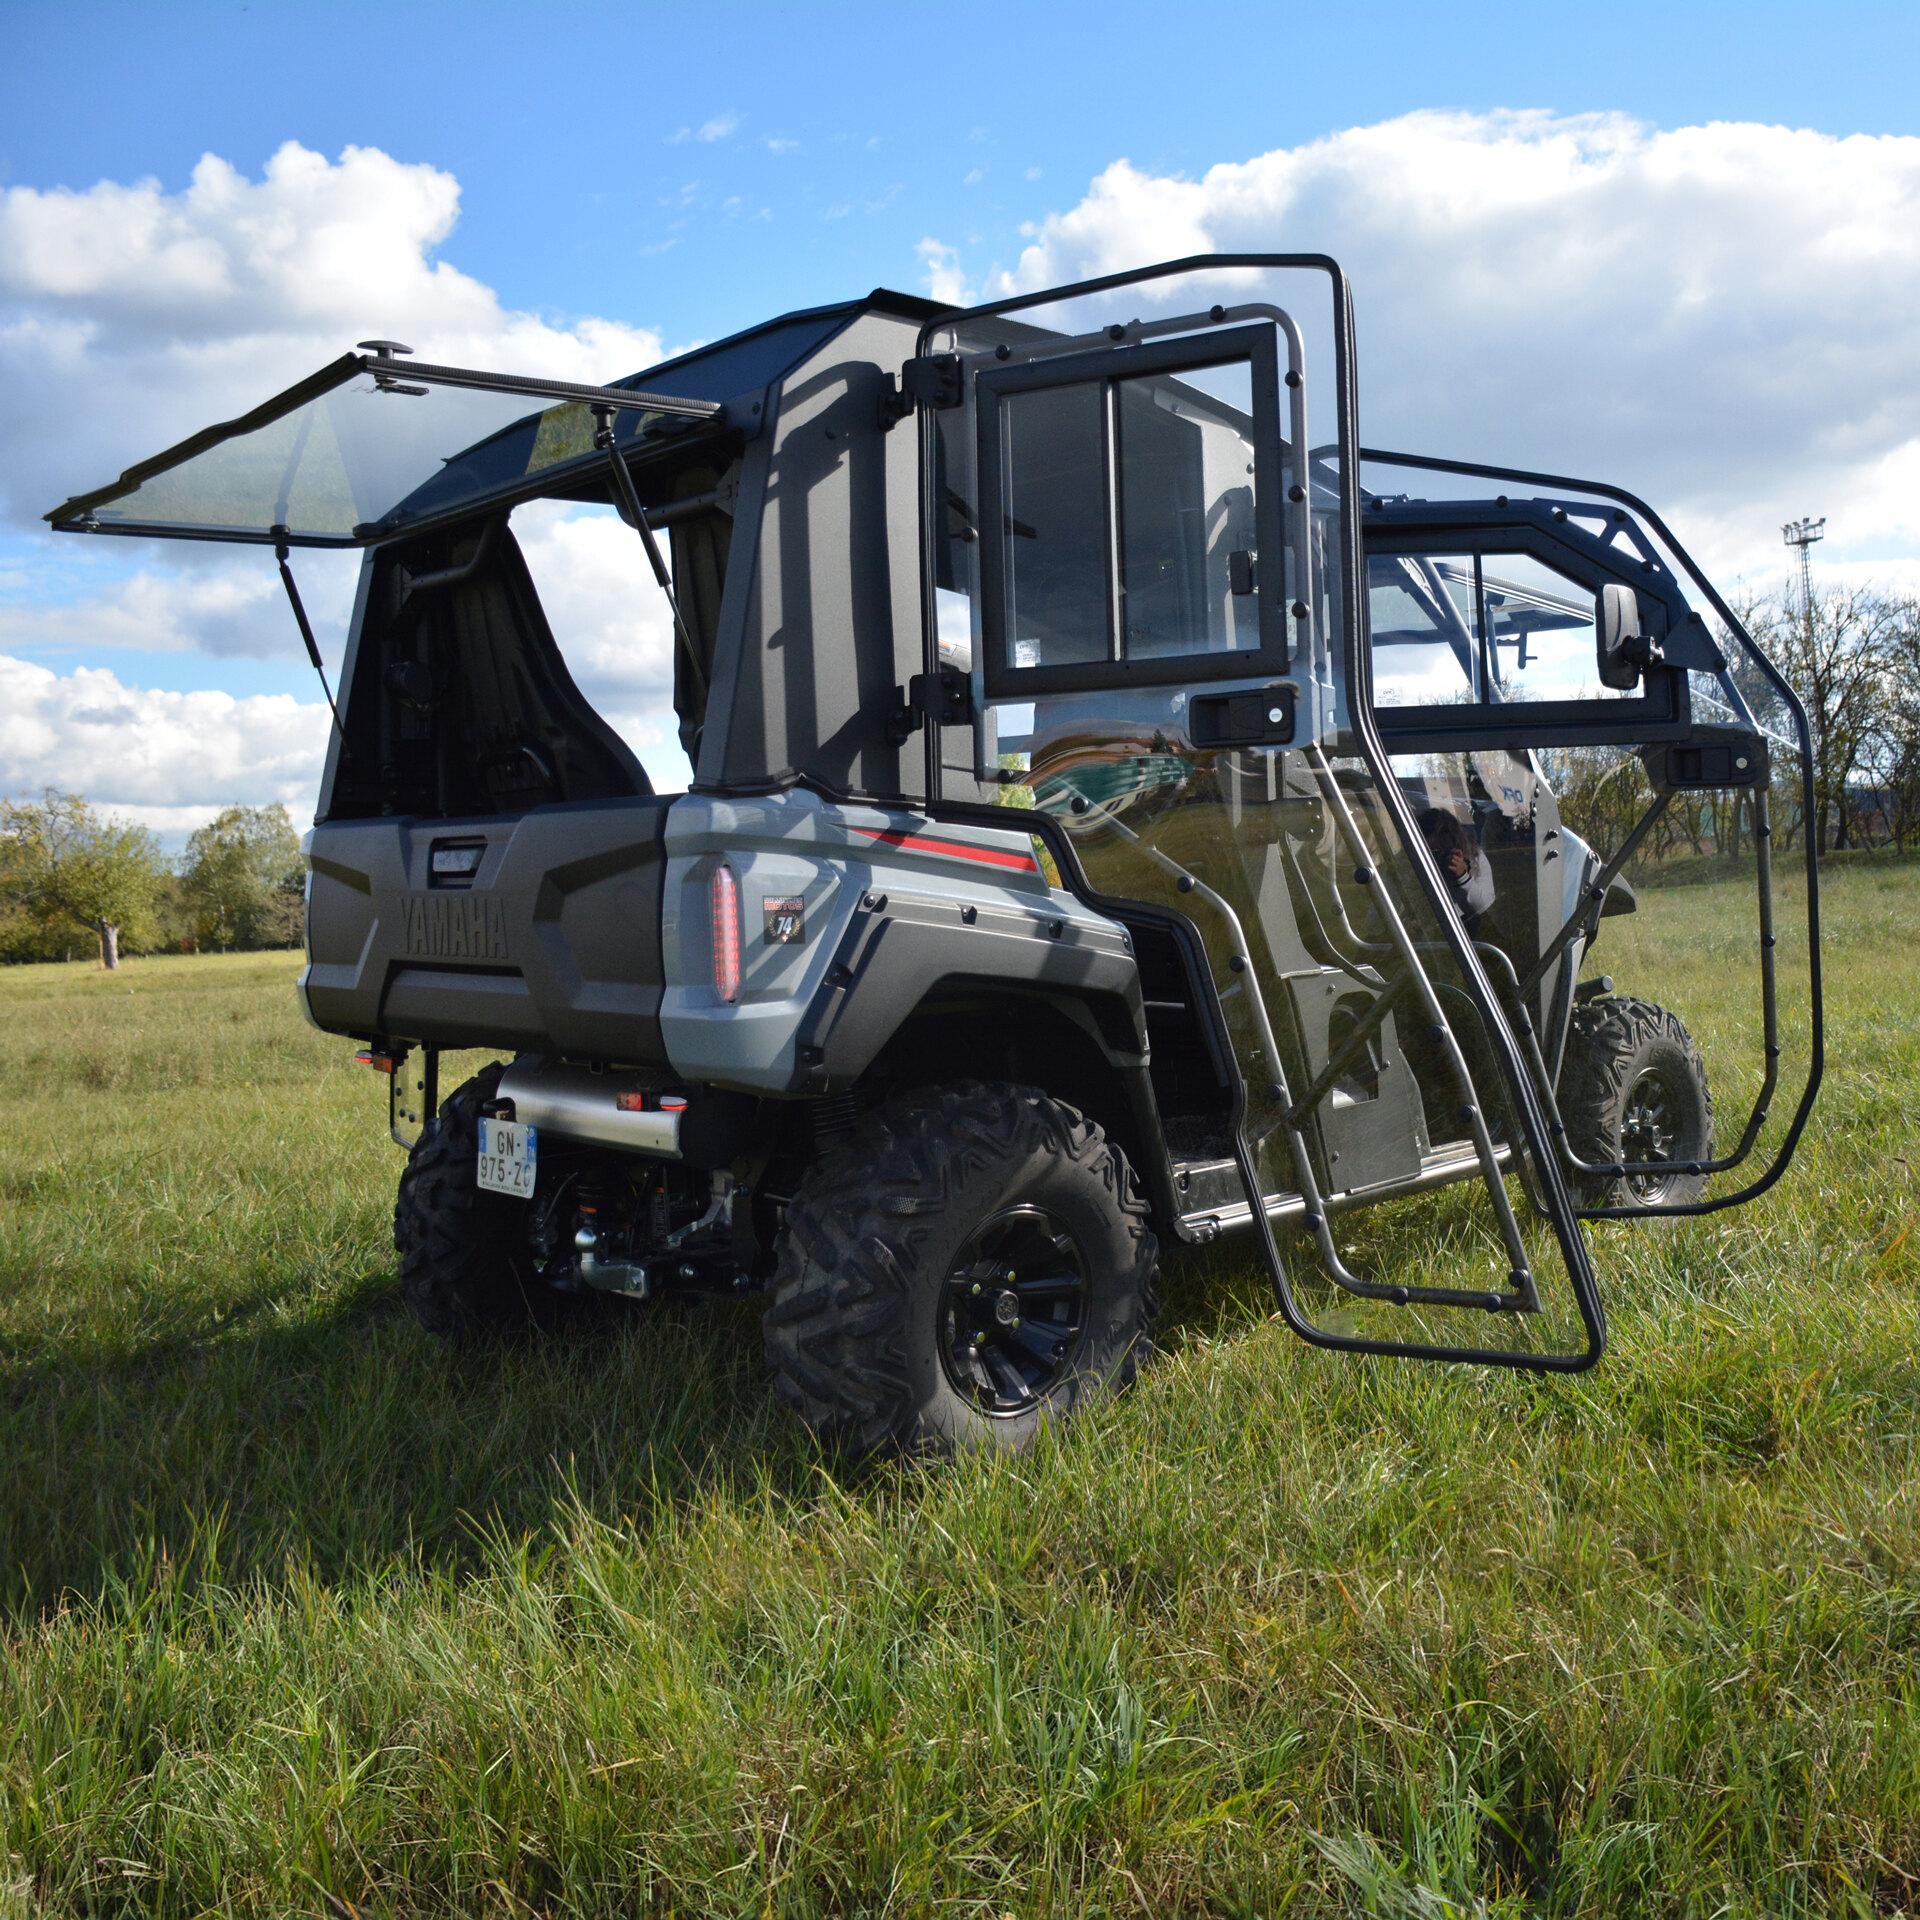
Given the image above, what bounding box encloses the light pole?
[1782,516,1826,623]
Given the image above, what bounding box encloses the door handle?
[1188,681,1297,748]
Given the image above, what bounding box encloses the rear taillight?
[710,863,741,1003]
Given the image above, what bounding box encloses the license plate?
[476,1118,536,1198]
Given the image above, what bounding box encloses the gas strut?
[270,523,344,738]
[593,404,707,700]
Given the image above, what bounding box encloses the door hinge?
[913,665,972,726]
[878,354,965,431]
[885,666,972,743]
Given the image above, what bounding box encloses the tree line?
[0,792,304,969]
[5,577,1915,966]
[1546,580,1920,868]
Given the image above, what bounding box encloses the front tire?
[763,1082,1159,1458]
[1559,995,1713,1207]
[395,1062,554,1335]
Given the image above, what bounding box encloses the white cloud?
[0,143,689,813]
[930,110,1920,578]
[512,502,674,701]
[672,111,740,145]
[0,547,361,660]
[917,238,973,308]
[0,142,664,532]
[0,504,693,812]
[0,653,329,813]
[499,502,691,790]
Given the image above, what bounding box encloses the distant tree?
[0,789,167,969]
[1546,745,1659,864]
[182,804,305,950]
[1756,584,1901,851]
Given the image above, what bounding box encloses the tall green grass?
[0,866,1914,1916]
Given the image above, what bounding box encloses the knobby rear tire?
[763,1081,1159,1459]
[394,1061,557,1336]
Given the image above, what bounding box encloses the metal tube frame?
[918,253,1607,1372]
[1087,798,1537,1315]
[1354,445,1823,1217]
[1474,788,1786,1210]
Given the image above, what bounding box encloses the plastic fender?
[658,789,1121,1094]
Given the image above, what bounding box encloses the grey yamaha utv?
[49,256,1823,1454]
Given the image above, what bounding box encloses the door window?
[1002,382,1110,669]
[1479,551,1622,702]
[1115,363,1261,661]
[979,327,1287,695]
[1369,548,1635,714]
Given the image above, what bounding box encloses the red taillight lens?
[710,863,741,1003]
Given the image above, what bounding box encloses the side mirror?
[1597,582,1663,690]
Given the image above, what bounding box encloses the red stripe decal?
[854,826,1039,873]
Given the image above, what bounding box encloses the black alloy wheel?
[1620,1066,1682,1202]
[937,1204,1091,1415]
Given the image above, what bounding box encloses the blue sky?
[5,1,1920,827]
[9,1,1920,350]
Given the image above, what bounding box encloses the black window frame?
[976,325,1291,700]
[1363,518,1692,753]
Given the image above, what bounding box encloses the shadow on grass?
[0,1269,826,1621]
[2,1215,1490,1626]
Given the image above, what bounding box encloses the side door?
[911,259,1617,1371]
[1359,473,1823,1222]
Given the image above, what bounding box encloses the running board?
[1175,1140,1510,1244]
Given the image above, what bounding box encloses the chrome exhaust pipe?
[495,1059,682,1157]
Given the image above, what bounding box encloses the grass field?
[0,861,1914,1916]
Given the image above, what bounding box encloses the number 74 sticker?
[763,896,805,944]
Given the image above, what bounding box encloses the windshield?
[47,307,867,550]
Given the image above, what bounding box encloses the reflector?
[710,866,741,1004]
